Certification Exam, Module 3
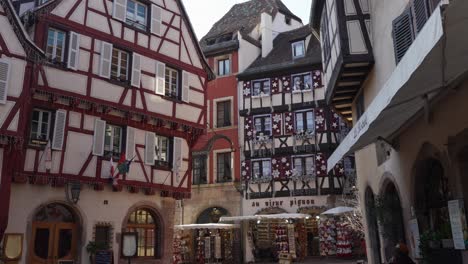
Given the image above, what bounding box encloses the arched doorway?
[196,207,229,224]
[29,203,79,264]
[365,187,382,264]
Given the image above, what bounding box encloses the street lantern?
[66,181,81,204]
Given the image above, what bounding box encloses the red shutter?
[271,77,280,94]
[312,70,323,88]
[281,76,291,92]
[241,160,251,181]
[243,81,251,98]
[284,112,295,135]
[272,113,282,136]
[315,153,328,177]
[315,108,326,132]
[244,116,254,140]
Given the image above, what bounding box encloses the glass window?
[216,100,231,128]
[155,135,170,164]
[30,109,52,145]
[192,155,207,184]
[292,41,305,58]
[252,159,271,179]
[126,209,157,257]
[126,0,148,31]
[292,73,313,91]
[104,124,123,156]
[165,67,179,98]
[46,28,66,63]
[111,48,129,81]
[293,156,315,176]
[217,152,231,183]
[254,115,272,136]
[217,58,230,76]
[252,79,270,96]
[295,110,315,134]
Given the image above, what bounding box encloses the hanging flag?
[116,152,128,174]
[44,141,52,170]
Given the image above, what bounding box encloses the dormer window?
[292,40,305,59]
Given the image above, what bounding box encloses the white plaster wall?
[238,35,261,73]
[271,13,303,39]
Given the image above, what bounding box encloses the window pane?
[262,80,270,94]
[294,158,303,175]
[253,162,260,178]
[104,125,112,151]
[127,0,136,21]
[46,30,55,58]
[263,161,271,177]
[305,157,314,175]
[296,113,304,132]
[254,118,262,132]
[253,82,261,96]
[304,74,312,89]
[218,60,224,76]
[264,117,271,133]
[306,111,314,132]
[113,126,121,153]
[224,60,230,75]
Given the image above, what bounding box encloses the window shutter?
[52,109,67,150]
[131,53,141,88]
[93,119,106,156]
[411,0,430,34]
[113,0,127,22]
[126,127,135,159]
[145,132,155,166]
[172,137,182,172]
[99,42,113,78]
[181,70,189,103]
[392,8,415,63]
[0,60,10,105]
[67,32,80,70]
[151,4,162,36]
[155,61,166,95]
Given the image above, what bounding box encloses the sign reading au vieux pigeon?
[243,196,329,215]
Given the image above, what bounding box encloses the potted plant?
[85,241,108,263]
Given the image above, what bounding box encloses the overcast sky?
[184,0,312,39]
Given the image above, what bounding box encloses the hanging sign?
[214,235,222,259]
[408,219,421,258]
[448,200,467,250]
[204,237,211,259]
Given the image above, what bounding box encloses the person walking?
[389,243,415,264]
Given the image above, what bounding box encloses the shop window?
[216,100,231,128]
[217,58,230,76]
[126,0,148,31]
[292,73,312,91]
[252,159,271,179]
[126,209,159,258]
[165,66,179,99]
[254,115,272,136]
[295,110,315,134]
[252,79,270,96]
[192,155,207,185]
[104,124,123,157]
[293,156,315,176]
[30,109,52,146]
[111,48,129,82]
[217,152,231,183]
[292,40,305,59]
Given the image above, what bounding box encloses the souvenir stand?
[173,223,240,264]
[319,207,355,258]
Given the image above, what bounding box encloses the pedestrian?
[389,243,415,264]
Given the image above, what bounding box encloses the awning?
[174,223,240,230]
[219,213,311,222]
[321,206,354,215]
[328,0,468,171]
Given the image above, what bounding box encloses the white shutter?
[113,0,127,22]
[67,32,80,70]
[0,60,10,105]
[172,137,182,172]
[126,127,135,159]
[93,119,106,156]
[52,109,67,150]
[145,132,156,166]
[155,61,166,95]
[131,53,141,88]
[99,42,113,78]
[182,70,190,103]
[151,4,162,36]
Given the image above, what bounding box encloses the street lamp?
[66,181,81,204]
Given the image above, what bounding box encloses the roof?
[238,25,322,80]
[310,0,325,32]
[200,0,302,53]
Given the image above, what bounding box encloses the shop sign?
[448,200,467,250]
[250,198,315,208]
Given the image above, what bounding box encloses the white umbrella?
[321,206,354,215]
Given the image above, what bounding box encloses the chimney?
[261,12,273,58]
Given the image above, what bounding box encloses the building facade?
[312,0,468,263]
[1,0,213,263]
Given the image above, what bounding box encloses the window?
[126,0,148,31]
[217,152,231,183]
[104,124,123,156]
[216,100,231,128]
[111,48,129,81]
[356,92,365,119]
[217,58,230,76]
[46,28,66,63]
[155,135,170,165]
[295,111,315,134]
[292,73,313,91]
[126,209,157,257]
[252,79,270,96]
[321,5,331,67]
[252,159,271,179]
[292,40,305,58]
[254,115,272,136]
[192,155,207,185]
[30,109,52,145]
[94,225,111,249]
[293,156,315,176]
[165,66,179,98]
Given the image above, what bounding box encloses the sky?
[183,0,313,39]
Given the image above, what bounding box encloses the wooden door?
[52,223,77,264]
[29,222,55,264]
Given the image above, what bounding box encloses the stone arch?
[365,186,382,264]
[196,206,230,224]
[194,134,234,154]
[122,202,165,259]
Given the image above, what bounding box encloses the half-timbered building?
[312,0,468,263]
[2,0,213,263]
[237,24,354,262]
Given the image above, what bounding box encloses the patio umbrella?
[321,206,354,215]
